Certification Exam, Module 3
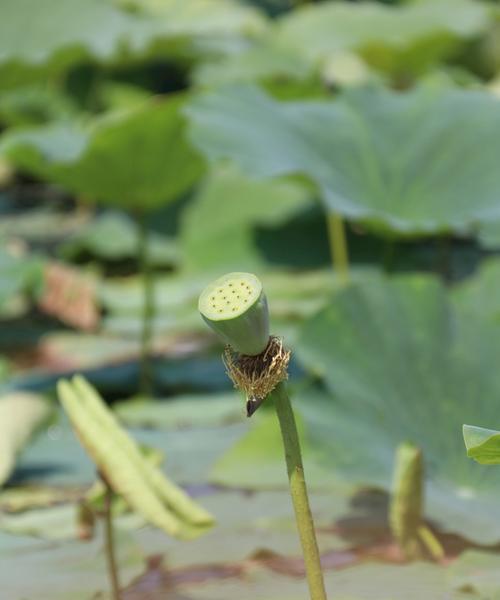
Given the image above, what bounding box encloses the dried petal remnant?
[223,336,290,416]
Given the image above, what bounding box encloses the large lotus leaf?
[186,82,500,236]
[294,273,500,544]
[1,96,204,211]
[276,0,489,76]
[452,257,500,323]
[193,0,487,87]
[0,529,144,600]
[0,0,264,87]
[180,166,311,271]
[192,39,313,87]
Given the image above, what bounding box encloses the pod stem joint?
[223,335,291,417]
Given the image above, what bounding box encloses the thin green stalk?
[136,212,155,396]
[326,213,349,283]
[102,475,121,600]
[273,382,327,600]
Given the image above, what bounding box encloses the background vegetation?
[3,0,500,598]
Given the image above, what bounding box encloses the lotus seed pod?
[199,272,269,356]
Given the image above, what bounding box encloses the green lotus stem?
[417,525,444,562]
[102,473,121,600]
[137,211,155,396]
[326,213,349,283]
[199,274,327,598]
[273,382,327,600]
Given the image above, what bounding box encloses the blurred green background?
[3,0,500,598]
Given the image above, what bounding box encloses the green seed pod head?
[199,272,269,356]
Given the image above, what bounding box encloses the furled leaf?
[58,375,214,539]
[1,95,204,212]
[187,83,500,236]
[463,425,500,465]
[276,0,489,76]
[0,392,52,487]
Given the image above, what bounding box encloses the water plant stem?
[102,475,121,600]
[273,382,327,600]
[326,213,349,283]
[137,211,154,396]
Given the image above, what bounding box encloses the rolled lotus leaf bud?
[199,272,269,356]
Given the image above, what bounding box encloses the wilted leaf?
[187,83,500,236]
[2,96,204,212]
[37,261,99,331]
[0,392,52,487]
[58,376,214,539]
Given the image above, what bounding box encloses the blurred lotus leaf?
[0,392,52,487]
[187,83,500,237]
[452,258,500,323]
[0,244,44,317]
[180,166,311,272]
[0,0,265,88]
[60,211,180,266]
[276,0,490,77]
[1,96,204,212]
[194,0,489,87]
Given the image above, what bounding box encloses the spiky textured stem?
[102,476,121,600]
[273,382,327,600]
[137,212,154,396]
[326,213,349,283]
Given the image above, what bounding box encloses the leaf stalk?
[273,381,328,600]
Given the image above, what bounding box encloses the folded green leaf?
[463,425,500,465]
[57,376,214,539]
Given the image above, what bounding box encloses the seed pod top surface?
[199,272,261,319]
[199,272,269,356]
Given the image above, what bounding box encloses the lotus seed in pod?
[199,272,269,356]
